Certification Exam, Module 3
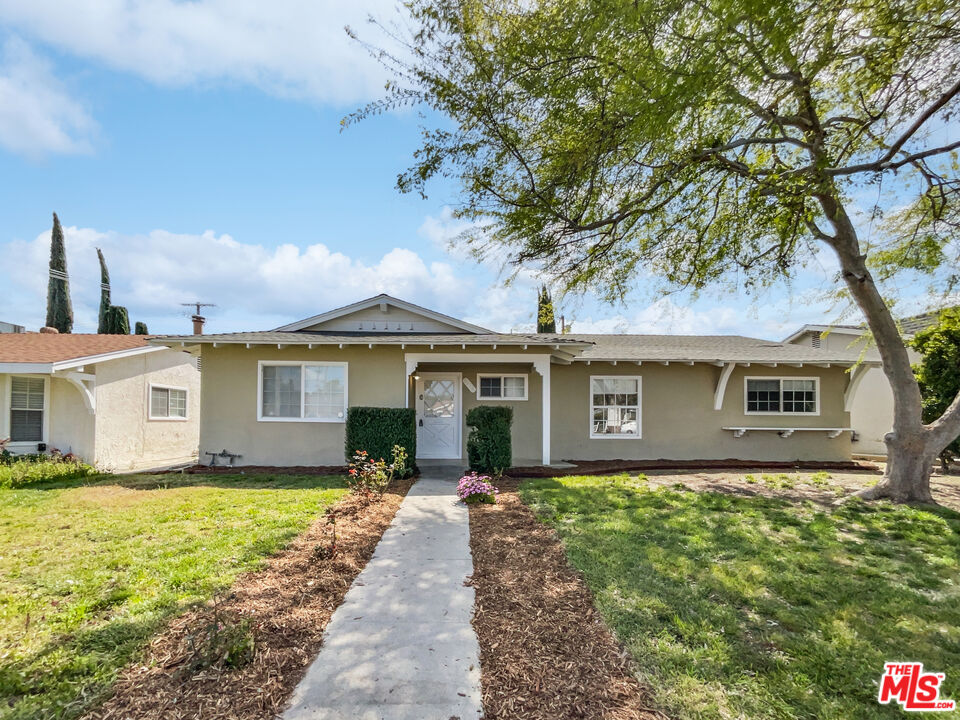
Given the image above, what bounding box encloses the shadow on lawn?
[16,472,349,493]
[522,478,960,720]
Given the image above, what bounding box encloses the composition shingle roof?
[0,334,151,363]
[153,330,872,364]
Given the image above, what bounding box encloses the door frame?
[415,371,462,459]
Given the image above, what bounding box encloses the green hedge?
[0,459,97,489]
[345,407,416,475]
[466,405,513,473]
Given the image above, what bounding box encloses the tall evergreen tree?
[45,212,73,333]
[134,321,149,335]
[537,285,556,333]
[96,248,111,334]
[104,306,130,335]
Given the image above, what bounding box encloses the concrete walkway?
[283,476,483,720]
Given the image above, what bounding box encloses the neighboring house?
[784,309,950,456]
[152,294,878,468]
[0,334,200,471]
[0,321,25,334]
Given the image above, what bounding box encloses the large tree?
[537,285,556,333]
[354,0,960,502]
[912,309,960,472]
[45,212,73,333]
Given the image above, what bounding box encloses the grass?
[0,472,348,720]
[520,474,960,720]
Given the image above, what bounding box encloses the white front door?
[415,373,461,459]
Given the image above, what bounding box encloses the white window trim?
[589,375,642,439]
[256,360,348,423]
[148,383,189,421]
[475,373,528,401]
[744,376,820,416]
[4,374,50,448]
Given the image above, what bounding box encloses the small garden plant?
[347,445,408,499]
[457,472,499,504]
[0,440,97,488]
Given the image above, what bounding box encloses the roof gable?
[274,294,491,334]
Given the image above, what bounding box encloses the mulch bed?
[509,458,877,477]
[468,478,666,720]
[85,479,413,720]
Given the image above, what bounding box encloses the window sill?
[589,433,642,440]
[148,416,189,422]
[257,417,346,423]
[744,411,821,417]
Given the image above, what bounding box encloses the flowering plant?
[457,472,499,504]
[347,445,408,499]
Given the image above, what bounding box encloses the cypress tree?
[537,285,556,333]
[96,248,111,334]
[45,212,73,333]
[104,306,130,335]
[134,321,149,335]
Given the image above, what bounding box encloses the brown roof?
[0,334,151,364]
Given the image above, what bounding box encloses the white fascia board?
[50,345,167,372]
[0,362,53,374]
[781,324,868,344]
[272,294,493,334]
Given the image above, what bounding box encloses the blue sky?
[0,1,950,338]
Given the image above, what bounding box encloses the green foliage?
[104,305,130,334]
[521,474,960,720]
[537,285,556,333]
[96,247,111,334]
[134,321,149,335]
[356,0,960,299]
[344,407,416,474]
[465,405,513,473]
[0,456,96,489]
[912,308,960,467]
[45,212,73,333]
[0,472,347,719]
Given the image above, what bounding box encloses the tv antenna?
[181,302,217,316]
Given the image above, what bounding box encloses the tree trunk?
[814,191,945,503]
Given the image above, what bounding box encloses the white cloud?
[0,224,480,334]
[0,0,401,105]
[0,36,95,157]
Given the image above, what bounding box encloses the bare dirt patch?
[636,468,960,511]
[85,479,413,720]
[468,478,666,720]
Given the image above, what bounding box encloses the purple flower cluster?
[457,472,499,504]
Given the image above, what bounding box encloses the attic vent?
[196,356,203,372]
[811,331,822,349]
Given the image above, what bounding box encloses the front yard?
[520,473,960,720]
[0,472,348,720]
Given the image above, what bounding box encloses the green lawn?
[0,472,348,720]
[521,475,960,720]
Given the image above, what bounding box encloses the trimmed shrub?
[465,405,513,473]
[345,407,416,475]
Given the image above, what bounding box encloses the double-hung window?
[590,376,641,438]
[258,362,347,422]
[150,385,188,420]
[745,377,819,415]
[10,377,45,442]
[477,374,527,400]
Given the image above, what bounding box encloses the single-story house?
[152,294,879,468]
[0,334,200,471]
[784,309,948,457]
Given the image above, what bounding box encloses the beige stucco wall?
[49,377,96,460]
[93,349,200,471]
[550,362,853,462]
[200,342,854,466]
[199,344,407,466]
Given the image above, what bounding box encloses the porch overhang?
[404,351,556,466]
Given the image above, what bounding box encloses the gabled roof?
[274,294,492,334]
[783,306,958,344]
[0,334,164,372]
